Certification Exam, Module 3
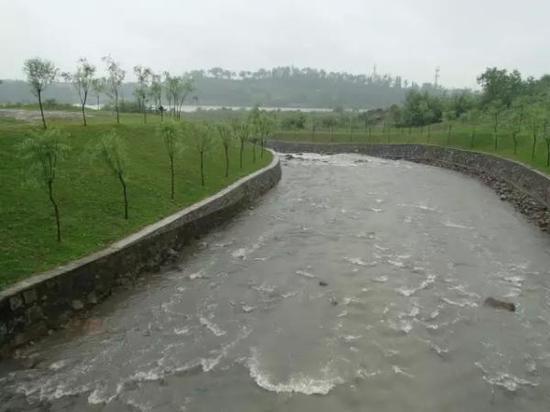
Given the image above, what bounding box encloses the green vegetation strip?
[275,123,550,175]
[0,115,271,289]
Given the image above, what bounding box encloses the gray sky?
[2,0,549,88]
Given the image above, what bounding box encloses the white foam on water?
[174,327,190,336]
[337,310,348,318]
[87,382,124,405]
[342,335,363,343]
[247,348,343,395]
[199,317,227,337]
[443,220,474,230]
[392,365,415,378]
[242,305,256,313]
[398,274,436,297]
[188,270,206,280]
[441,297,478,308]
[475,362,539,392]
[369,208,384,213]
[49,360,68,371]
[296,270,316,279]
[344,256,373,266]
[374,276,388,283]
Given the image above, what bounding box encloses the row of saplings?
[19,116,274,242]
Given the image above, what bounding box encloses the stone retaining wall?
[269,141,550,229]
[0,153,281,356]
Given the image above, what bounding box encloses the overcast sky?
[2,0,549,88]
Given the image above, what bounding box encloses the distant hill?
[0,66,441,109]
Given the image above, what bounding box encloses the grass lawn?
[275,122,550,174]
[0,111,272,289]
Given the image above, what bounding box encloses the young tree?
[443,110,455,146]
[464,109,481,148]
[23,58,58,129]
[189,123,212,186]
[134,65,152,123]
[91,77,104,111]
[488,101,505,151]
[216,123,233,177]
[102,56,126,124]
[149,73,163,120]
[543,120,550,167]
[256,114,274,158]
[62,58,96,126]
[19,128,69,241]
[232,120,250,169]
[527,104,544,160]
[94,130,129,219]
[163,72,194,119]
[157,121,181,199]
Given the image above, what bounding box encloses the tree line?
[18,57,275,243]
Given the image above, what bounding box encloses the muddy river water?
[1,153,550,411]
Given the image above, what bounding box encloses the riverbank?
[0,152,281,356]
[0,117,272,288]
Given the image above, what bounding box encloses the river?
[1,153,550,411]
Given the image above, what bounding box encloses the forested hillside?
[0,66,437,108]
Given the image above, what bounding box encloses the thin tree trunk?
[546,140,550,167]
[260,139,264,158]
[118,173,128,219]
[470,127,475,148]
[81,90,88,126]
[38,90,47,129]
[447,125,452,145]
[115,94,120,124]
[170,155,175,199]
[240,140,244,169]
[532,135,537,160]
[224,145,229,177]
[252,143,256,163]
[48,180,61,242]
[200,150,205,186]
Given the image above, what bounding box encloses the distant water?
[80,103,336,112]
[2,153,550,411]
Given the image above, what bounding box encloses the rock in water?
[319,280,328,287]
[484,297,516,312]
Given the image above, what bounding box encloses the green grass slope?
[0,113,271,289]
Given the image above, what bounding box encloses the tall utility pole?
[434,67,440,88]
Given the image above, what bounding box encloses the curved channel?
[1,153,550,411]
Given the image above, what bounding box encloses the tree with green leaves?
[527,104,544,160]
[543,120,550,167]
[19,128,69,241]
[62,58,96,126]
[163,72,194,119]
[157,121,182,199]
[23,58,58,129]
[134,65,152,123]
[189,123,212,186]
[488,100,505,151]
[477,67,523,108]
[216,123,233,177]
[94,130,129,219]
[102,56,126,124]
[232,120,250,169]
[443,110,456,146]
[149,73,163,120]
[464,108,481,148]
[256,114,274,158]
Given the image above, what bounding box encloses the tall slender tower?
[434,67,441,88]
